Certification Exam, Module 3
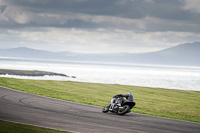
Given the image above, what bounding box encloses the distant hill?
[0,47,67,60]
[0,42,199,66]
[122,42,200,65]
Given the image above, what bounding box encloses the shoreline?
[0,75,199,92]
[0,68,199,91]
[0,69,68,77]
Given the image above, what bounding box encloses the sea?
[0,58,200,91]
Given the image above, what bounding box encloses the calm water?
[0,58,200,91]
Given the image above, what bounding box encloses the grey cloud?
[0,5,7,13]
[7,0,196,20]
[1,0,200,54]
[4,0,177,19]
[1,0,200,33]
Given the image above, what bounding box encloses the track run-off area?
[0,86,199,133]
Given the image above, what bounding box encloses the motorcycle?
[102,96,135,115]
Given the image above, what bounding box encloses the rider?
[113,92,134,106]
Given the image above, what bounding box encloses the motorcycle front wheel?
[102,104,110,113]
[117,105,130,115]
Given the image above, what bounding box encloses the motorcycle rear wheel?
[117,105,130,115]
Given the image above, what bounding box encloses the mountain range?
[0,42,200,66]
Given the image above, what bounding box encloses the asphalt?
[0,86,199,133]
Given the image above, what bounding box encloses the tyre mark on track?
[1,95,9,101]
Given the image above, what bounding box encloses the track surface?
[0,86,199,133]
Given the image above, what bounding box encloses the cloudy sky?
[0,0,200,53]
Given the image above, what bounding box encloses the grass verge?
[0,120,71,133]
[0,77,199,123]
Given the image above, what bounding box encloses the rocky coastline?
[0,69,69,77]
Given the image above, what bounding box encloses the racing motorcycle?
[102,95,135,115]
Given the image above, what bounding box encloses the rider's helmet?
[127,92,132,96]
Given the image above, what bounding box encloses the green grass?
[0,120,71,133]
[0,77,199,123]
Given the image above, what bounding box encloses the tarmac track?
[0,86,199,133]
